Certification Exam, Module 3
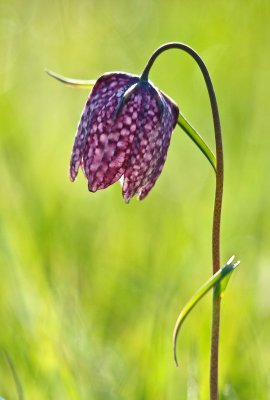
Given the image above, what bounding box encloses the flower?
[70,72,179,202]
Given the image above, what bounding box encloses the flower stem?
[142,43,224,400]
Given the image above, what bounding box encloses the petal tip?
[88,181,98,193]
[123,192,132,204]
[69,171,77,182]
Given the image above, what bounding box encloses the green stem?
[177,113,216,172]
[142,42,224,400]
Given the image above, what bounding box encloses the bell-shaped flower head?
[70,72,179,202]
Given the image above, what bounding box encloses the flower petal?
[138,95,178,200]
[85,83,150,192]
[69,73,138,182]
[122,84,179,202]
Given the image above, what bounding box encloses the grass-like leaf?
[173,256,240,366]
[46,69,95,89]
[3,350,24,400]
[177,114,216,172]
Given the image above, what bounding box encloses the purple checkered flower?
[70,72,179,202]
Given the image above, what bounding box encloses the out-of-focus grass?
[0,0,270,398]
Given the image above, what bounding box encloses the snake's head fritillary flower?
[70,72,179,202]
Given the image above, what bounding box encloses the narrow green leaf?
[173,257,240,366]
[177,113,216,172]
[3,350,24,400]
[45,69,95,89]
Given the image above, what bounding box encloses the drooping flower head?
[70,72,179,202]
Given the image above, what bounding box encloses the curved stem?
[142,42,224,400]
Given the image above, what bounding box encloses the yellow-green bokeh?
[0,0,270,398]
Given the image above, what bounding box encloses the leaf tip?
[227,255,235,265]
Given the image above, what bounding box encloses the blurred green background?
[0,0,269,398]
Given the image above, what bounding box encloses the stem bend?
[142,42,224,400]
